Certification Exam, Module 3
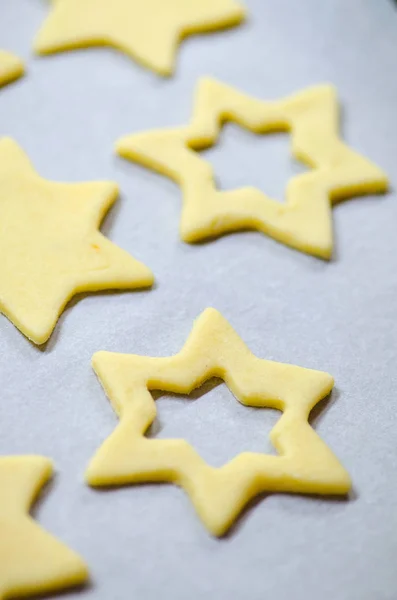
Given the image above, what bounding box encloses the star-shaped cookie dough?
[117,78,388,258]
[34,0,246,76]
[86,308,351,536]
[0,456,88,599]
[0,137,153,344]
[0,50,24,88]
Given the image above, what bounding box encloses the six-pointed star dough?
[86,308,351,536]
[0,456,88,599]
[0,137,153,344]
[34,0,246,76]
[117,77,388,258]
[0,50,24,88]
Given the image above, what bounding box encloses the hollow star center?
[201,123,308,201]
[148,378,281,468]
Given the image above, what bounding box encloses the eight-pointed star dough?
[0,137,154,344]
[34,0,246,76]
[117,77,388,258]
[0,455,88,599]
[86,308,351,536]
[0,50,24,88]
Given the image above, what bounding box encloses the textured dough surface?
[34,0,246,76]
[0,137,153,344]
[0,456,88,599]
[86,308,351,536]
[117,77,388,258]
[0,50,24,88]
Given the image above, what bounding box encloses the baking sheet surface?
[1,1,397,599]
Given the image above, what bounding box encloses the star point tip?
[132,261,155,287]
[115,136,133,156]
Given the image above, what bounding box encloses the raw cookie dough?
[86,307,351,536]
[0,51,24,88]
[0,137,153,344]
[34,0,246,76]
[0,456,88,599]
[117,77,388,258]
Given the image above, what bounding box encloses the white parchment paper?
[1,1,397,598]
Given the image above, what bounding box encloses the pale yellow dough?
[117,78,388,258]
[86,308,351,536]
[34,0,246,76]
[0,138,153,345]
[0,456,88,599]
[0,51,24,88]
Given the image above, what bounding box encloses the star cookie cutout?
[0,456,88,599]
[117,78,388,258]
[34,0,246,76]
[0,50,24,88]
[0,137,153,344]
[86,308,351,536]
